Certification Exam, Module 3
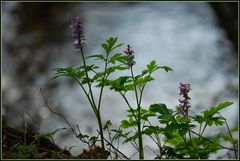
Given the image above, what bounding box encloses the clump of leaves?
[14,144,38,159]
[52,35,129,153]
[111,92,237,159]
[34,127,66,144]
[50,17,237,159]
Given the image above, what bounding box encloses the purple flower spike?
[70,17,86,51]
[177,83,191,118]
[123,45,136,68]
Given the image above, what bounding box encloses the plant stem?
[200,123,207,136]
[80,47,96,109]
[186,115,194,149]
[147,120,162,157]
[73,77,97,115]
[190,129,236,151]
[138,73,151,106]
[131,67,144,159]
[120,92,137,120]
[97,53,110,111]
[96,112,105,153]
[221,115,237,159]
[79,47,105,151]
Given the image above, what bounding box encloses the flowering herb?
[177,83,191,118]
[70,17,86,51]
[50,17,237,160]
[123,44,135,68]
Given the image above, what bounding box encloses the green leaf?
[120,117,137,129]
[102,43,109,54]
[158,114,175,124]
[142,126,162,135]
[52,66,76,79]
[141,69,149,76]
[141,112,156,121]
[111,43,124,51]
[149,103,170,115]
[109,53,123,64]
[135,75,155,87]
[86,54,106,61]
[102,37,122,54]
[191,115,204,123]
[107,37,118,50]
[175,115,189,123]
[14,153,32,159]
[147,60,160,73]
[123,132,139,143]
[109,76,133,92]
[231,126,238,132]
[212,117,225,126]
[121,120,130,129]
[165,122,180,132]
[179,127,188,137]
[89,136,99,144]
[159,66,173,72]
[16,144,37,151]
[34,127,66,139]
[109,53,128,64]
[203,101,233,118]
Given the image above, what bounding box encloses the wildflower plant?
[51,17,238,159]
[53,17,128,156]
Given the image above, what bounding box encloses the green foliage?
[203,101,233,118]
[34,127,66,140]
[14,153,32,159]
[149,103,171,115]
[51,35,236,159]
[86,54,106,61]
[77,132,100,146]
[16,144,37,151]
[101,37,124,54]
[14,144,38,159]
[191,101,233,126]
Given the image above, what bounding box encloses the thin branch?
[220,115,238,159]
[73,77,98,116]
[190,130,237,151]
[40,88,77,137]
[200,123,207,136]
[97,130,129,159]
[25,112,40,132]
[119,92,137,120]
[97,52,109,111]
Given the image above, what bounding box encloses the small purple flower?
[123,45,136,68]
[70,17,86,51]
[177,83,191,118]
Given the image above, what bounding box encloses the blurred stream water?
[2,2,238,159]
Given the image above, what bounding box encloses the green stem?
[80,47,96,108]
[194,123,202,151]
[131,67,144,159]
[96,112,105,153]
[79,47,105,151]
[119,92,137,120]
[147,120,162,157]
[221,115,237,159]
[200,123,207,136]
[138,73,151,106]
[131,67,139,105]
[190,130,236,151]
[186,115,194,149]
[97,53,110,111]
[73,77,97,114]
